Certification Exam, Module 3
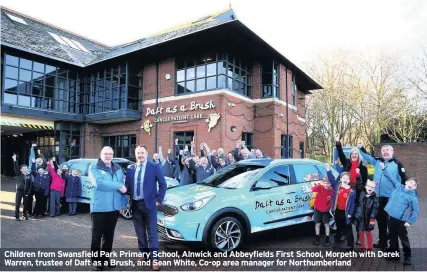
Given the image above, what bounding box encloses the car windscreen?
[202,164,265,187]
[217,169,261,189]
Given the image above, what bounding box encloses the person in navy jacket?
[64,169,82,216]
[125,146,166,271]
[326,164,356,251]
[31,159,50,218]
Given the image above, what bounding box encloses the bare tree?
[347,53,406,148]
[407,46,427,98]
[305,52,358,159]
[386,97,427,143]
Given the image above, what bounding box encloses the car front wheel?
[209,217,243,251]
[120,195,133,220]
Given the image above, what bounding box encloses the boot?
[324,236,331,247]
[356,233,361,245]
[403,256,412,266]
[313,235,320,245]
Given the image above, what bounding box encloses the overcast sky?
[2,0,426,66]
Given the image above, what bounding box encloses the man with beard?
[358,142,408,251]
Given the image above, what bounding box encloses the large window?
[84,63,142,114]
[173,131,194,155]
[176,53,252,97]
[241,132,253,150]
[55,122,81,162]
[281,134,293,158]
[2,53,81,113]
[292,75,296,106]
[102,135,136,160]
[261,61,279,98]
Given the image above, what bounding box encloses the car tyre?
[209,217,243,252]
[120,195,133,220]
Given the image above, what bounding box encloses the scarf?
[349,160,360,188]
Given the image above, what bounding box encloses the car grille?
[159,204,178,217]
[157,225,169,240]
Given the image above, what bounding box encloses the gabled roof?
[1,6,110,66]
[0,6,322,91]
[87,8,237,65]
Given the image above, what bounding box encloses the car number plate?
[157,218,164,226]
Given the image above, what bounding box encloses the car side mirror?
[253,181,273,190]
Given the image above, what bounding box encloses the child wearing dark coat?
[31,159,51,218]
[353,180,379,252]
[12,154,33,220]
[64,169,82,215]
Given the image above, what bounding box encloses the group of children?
[13,144,82,220]
[307,138,419,266]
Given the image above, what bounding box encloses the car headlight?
[180,196,215,211]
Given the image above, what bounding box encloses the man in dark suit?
[126,146,166,271]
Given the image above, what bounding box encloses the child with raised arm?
[382,163,419,265]
[303,175,335,247]
[353,180,379,252]
[47,158,65,217]
[31,158,51,218]
[12,154,33,220]
[326,164,357,251]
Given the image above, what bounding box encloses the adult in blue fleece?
[89,146,127,270]
[358,143,408,249]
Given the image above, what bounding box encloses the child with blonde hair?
[64,169,82,216]
[353,179,379,252]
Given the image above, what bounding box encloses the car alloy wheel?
[120,195,133,220]
[210,217,242,251]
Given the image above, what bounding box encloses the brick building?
[1,6,322,176]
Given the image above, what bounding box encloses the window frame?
[101,135,136,161]
[241,132,254,150]
[292,164,322,184]
[281,134,293,158]
[292,75,296,106]
[252,165,291,189]
[261,60,280,99]
[175,52,252,97]
[173,131,195,154]
[2,53,82,113]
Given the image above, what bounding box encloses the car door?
[74,162,92,204]
[249,165,301,231]
[291,164,325,218]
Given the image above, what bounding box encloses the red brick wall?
[88,57,308,161]
[159,58,175,98]
[252,62,261,100]
[374,143,427,196]
[143,64,157,101]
